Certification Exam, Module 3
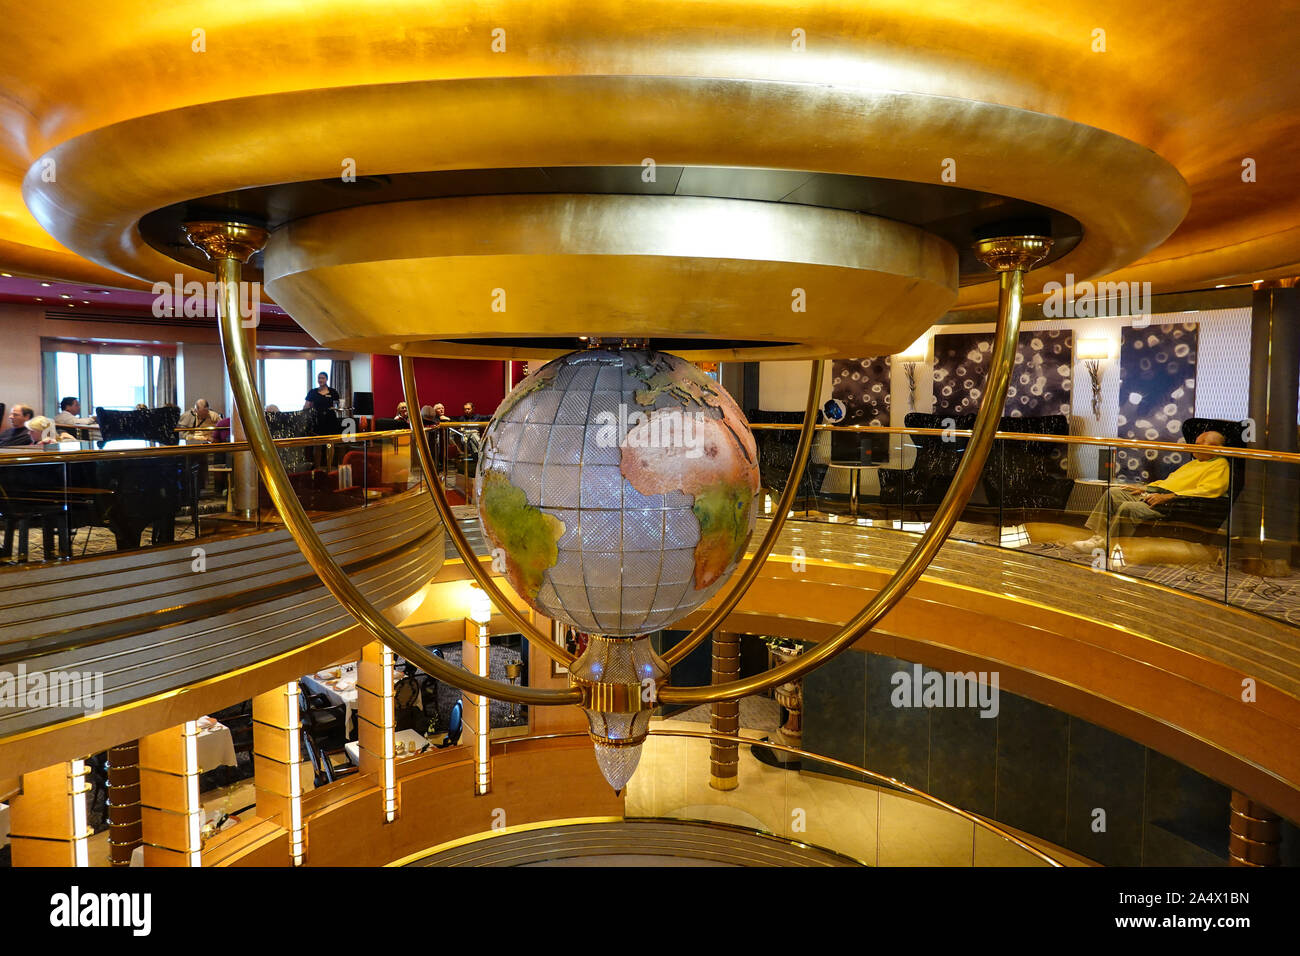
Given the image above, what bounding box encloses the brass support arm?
[659,236,1050,705]
[189,220,581,706]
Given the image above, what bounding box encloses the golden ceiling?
[1,1,1296,306]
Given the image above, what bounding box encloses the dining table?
[302,665,359,729]
[344,729,430,767]
[194,715,238,772]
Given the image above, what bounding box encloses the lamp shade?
[896,334,930,361]
[1076,338,1111,360]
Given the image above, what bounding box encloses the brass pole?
[399,355,570,664]
[186,220,580,707]
[661,360,825,667]
[659,235,1051,705]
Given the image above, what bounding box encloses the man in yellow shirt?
[1072,430,1231,551]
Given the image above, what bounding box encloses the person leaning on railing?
[1072,430,1230,551]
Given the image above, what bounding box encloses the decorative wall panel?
[932,331,1072,417]
[1115,323,1198,482]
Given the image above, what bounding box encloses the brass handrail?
[747,422,1300,464]
[409,728,1065,867]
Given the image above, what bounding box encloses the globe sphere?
[475,348,760,636]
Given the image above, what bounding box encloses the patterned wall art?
[931,330,1073,418]
[831,356,891,426]
[1115,323,1199,482]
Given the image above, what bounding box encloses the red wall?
[371,355,509,418]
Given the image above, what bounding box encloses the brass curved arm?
[399,355,573,666]
[199,235,580,705]
[659,359,824,666]
[659,242,1046,705]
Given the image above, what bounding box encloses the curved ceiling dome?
[3,1,1292,321]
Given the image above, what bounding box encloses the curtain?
[330,359,353,414]
[155,355,178,407]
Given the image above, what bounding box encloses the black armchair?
[1133,417,1247,543]
[981,414,1075,519]
[877,412,977,516]
[96,406,181,445]
[750,409,826,512]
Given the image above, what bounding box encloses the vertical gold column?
[463,617,492,794]
[7,760,92,867]
[138,723,203,867]
[1228,792,1281,866]
[710,631,740,791]
[106,741,142,867]
[252,682,305,864]
[357,640,398,820]
[228,306,258,519]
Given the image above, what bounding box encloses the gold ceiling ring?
[263,195,957,360]
[658,236,1052,705]
[399,354,573,666]
[190,221,582,707]
[24,76,1185,329]
[660,359,824,667]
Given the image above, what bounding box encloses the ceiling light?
[40,282,51,287]
[60,294,71,299]
[1,272,10,277]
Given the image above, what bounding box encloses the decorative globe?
[475,347,760,636]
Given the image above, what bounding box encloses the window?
[90,354,150,409]
[262,358,311,412]
[55,352,80,406]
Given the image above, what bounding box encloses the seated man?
[0,405,35,446]
[1073,430,1230,551]
[178,398,221,444]
[54,396,97,427]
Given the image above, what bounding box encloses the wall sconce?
[467,584,492,625]
[1076,338,1111,419]
[896,334,930,411]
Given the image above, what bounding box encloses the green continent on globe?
[478,471,565,600]
[630,355,721,409]
[690,479,754,589]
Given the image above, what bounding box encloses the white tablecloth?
[344,729,429,766]
[307,670,359,729]
[195,721,237,772]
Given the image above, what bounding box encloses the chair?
[393,675,424,733]
[96,406,181,445]
[877,412,978,517]
[299,690,355,786]
[751,409,827,512]
[981,414,1076,520]
[417,674,442,734]
[1132,418,1248,543]
[435,700,464,748]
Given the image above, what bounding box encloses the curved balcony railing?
[379,728,1066,868]
[732,421,1299,628]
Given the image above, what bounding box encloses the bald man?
[1073,430,1230,551]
